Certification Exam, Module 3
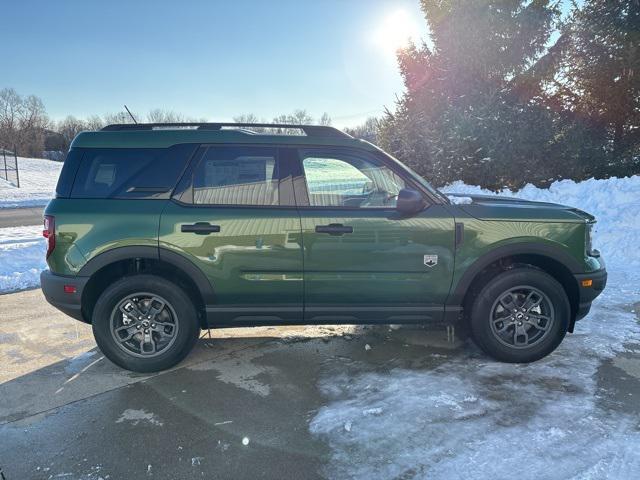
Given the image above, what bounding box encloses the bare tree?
[103,111,138,125]
[85,115,105,131]
[344,117,379,142]
[319,112,332,126]
[273,109,314,125]
[233,113,263,124]
[147,109,187,123]
[0,88,24,150]
[0,88,49,156]
[57,116,87,149]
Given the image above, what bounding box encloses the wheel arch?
[79,246,215,327]
[450,243,581,331]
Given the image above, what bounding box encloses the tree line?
[0,91,336,158]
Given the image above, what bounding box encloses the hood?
[446,193,595,223]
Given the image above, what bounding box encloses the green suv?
[41,123,607,372]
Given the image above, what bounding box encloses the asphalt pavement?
[0,207,43,228]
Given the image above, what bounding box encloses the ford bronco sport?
[41,123,607,372]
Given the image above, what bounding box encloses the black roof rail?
[100,122,352,138]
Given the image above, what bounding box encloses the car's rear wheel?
[92,275,200,372]
[469,267,570,363]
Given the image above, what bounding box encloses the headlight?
[586,223,599,256]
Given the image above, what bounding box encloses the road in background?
[0,206,43,228]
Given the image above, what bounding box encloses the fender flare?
[447,242,582,306]
[78,246,216,305]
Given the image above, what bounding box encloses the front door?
[159,145,303,325]
[294,147,455,324]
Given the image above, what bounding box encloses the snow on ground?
[0,225,46,293]
[311,291,640,479]
[0,156,62,208]
[310,175,640,479]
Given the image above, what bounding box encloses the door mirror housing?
[396,188,426,215]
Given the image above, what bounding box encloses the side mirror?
[396,188,426,215]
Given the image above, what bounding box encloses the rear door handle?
[315,223,353,236]
[181,222,221,234]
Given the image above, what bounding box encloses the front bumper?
[573,266,607,321]
[40,269,90,323]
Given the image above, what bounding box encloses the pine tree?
[379,0,564,190]
[556,0,640,178]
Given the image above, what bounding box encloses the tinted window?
[301,150,406,208]
[192,146,279,205]
[70,145,195,199]
[55,149,83,198]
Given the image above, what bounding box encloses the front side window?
[192,146,279,205]
[301,150,406,208]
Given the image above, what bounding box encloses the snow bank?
[0,225,46,293]
[310,175,640,479]
[0,156,62,208]
[443,176,640,269]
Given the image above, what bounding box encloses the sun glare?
[373,9,420,54]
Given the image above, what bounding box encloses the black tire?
[92,274,200,372]
[469,267,570,363]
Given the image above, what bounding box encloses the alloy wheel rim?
[110,293,179,358]
[489,285,555,349]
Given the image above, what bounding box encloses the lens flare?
[373,9,420,54]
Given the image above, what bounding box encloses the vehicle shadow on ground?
[0,323,467,479]
[0,323,466,425]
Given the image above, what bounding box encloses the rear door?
[159,145,304,325]
[294,147,455,324]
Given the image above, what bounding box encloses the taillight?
[43,215,55,258]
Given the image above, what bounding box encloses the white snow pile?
[0,225,46,293]
[446,194,473,205]
[0,156,62,208]
[310,175,640,480]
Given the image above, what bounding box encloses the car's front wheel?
[92,275,200,372]
[469,267,570,363]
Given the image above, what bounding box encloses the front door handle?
[181,222,221,234]
[315,223,353,236]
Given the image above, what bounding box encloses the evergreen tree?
[380,1,564,190]
[554,0,639,178]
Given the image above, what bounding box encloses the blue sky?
[2,0,428,127]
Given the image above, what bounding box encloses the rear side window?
[70,144,195,199]
[191,146,279,206]
[55,149,83,198]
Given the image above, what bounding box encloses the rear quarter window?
[70,144,196,199]
[55,149,83,198]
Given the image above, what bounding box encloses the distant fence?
[1,148,20,187]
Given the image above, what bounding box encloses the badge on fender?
[424,255,438,267]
